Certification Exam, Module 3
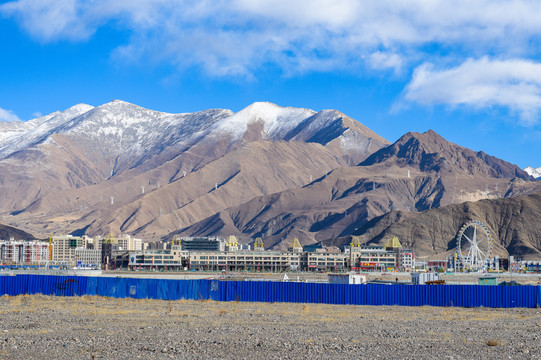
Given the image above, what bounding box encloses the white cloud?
[367,52,404,73]
[5,0,541,124]
[0,0,92,41]
[4,0,541,78]
[0,107,21,122]
[403,57,541,125]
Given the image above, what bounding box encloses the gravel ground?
[0,295,540,359]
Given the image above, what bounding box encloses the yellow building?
[51,235,91,263]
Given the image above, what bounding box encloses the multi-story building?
[128,249,188,270]
[189,251,301,271]
[127,236,414,273]
[347,237,399,271]
[356,246,397,271]
[74,248,101,267]
[91,234,142,251]
[51,235,91,263]
[0,240,49,264]
[302,247,347,272]
[128,240,188,270]
[401,249,415,271]
[179,236,225,252]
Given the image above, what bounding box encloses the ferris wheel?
[456,220,494,272]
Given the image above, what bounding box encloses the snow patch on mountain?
[340,128,372,151]
[0,104,94,159]
[524,166,541,179]
[215,102,315,140]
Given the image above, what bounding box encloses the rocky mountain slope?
[361,130,532,180]
[0,224,35,241]
[0,100,389,239]
[170,130,540,256]
[0,100,539,258]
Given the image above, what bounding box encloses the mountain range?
[0,100,540,259]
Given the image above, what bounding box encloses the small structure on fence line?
[328,273,367,284]
[411,272,439,285]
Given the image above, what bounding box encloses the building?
[101,234,119,268]
[74,248,101,268]
[188,250,302,271]
[117,234,142,251]
[253,237,264,251]
[428,260,448,271]
[348,237,399,271]
[125,236,415,273]
[91,234,142,251]
[0,240,49,264]
[328,273,367,284]
[288,238,303,253]
[401,250,415,271]
[127,238,187,270]
[411,272,439,284]
[521,260,541,272]
[179,236,225,252]
[303,247,347,272]
[49,233,141,267]
[51,235,91,263]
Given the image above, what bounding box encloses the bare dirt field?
[0,295,540,359]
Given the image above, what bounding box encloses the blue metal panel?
[86,277,98,296]
[0,275,539,308]
[216,281,541,308]
[0,275,17,296]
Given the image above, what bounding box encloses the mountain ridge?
[0,100,539,259]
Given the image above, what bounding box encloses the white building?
[0,240,49,264]
[401,250,415,271]
[328,273,367,284]
[91,234,142,252]
[74,248,101,267]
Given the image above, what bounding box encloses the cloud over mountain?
[0,106,21,122]
[404,57,541,125]
[5,1,541,126]
[4,1,541,77]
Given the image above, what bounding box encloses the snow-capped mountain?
[0,100,388,170]
[0,104,93,157]
[1,100,540,259]
[524,166,541,180]
[0,100,389,217]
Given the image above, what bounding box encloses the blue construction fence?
[1,274,540,308]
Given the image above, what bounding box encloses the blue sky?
[1,0,541,168]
